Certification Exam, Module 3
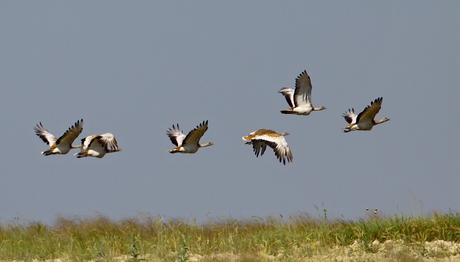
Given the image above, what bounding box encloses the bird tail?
[169,148,180,154]
[280,110,297,114]
[75,152,87,158]
[41,150,54,156]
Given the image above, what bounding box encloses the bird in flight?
[279,70,326,115]
[75,133,121,158]
[343,97,390,132]
[167,120,213,154]
[34,119,83,156]
[242,129,293,165]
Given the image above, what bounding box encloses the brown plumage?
[243,129,293,165]
[34,119,83,155]
[343,97,390,132]
[167,120,213,154]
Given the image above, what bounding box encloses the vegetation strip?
[0,213,459,260]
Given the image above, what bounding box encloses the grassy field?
[0,213,460,261]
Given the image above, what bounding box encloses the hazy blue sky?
[0,1,459,224]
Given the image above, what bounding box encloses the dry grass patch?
[0,213,459,261]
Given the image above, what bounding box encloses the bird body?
[76,133,120,158]
[279,70,325,115]
[167,121,213,154]
[243,129,293,165]
[34,119,83,155]
[343,97,390,132]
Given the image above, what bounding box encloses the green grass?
[0,213,459,261]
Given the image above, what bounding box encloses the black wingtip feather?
[296,70,310,80]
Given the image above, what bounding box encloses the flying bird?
[34,119,83,156]
[167,120,213,154]
[343,97,390,132]
[242,129,293,165]
[75,133,121,158]
[279,70,326,115]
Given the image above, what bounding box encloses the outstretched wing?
[255,133,293,165]
[251,140,268,157]
[342,108,357,124]
[183,120,208,146]
[34,122,57,146]
[279,87,295,109]
[167,124,186,147]
[93,133,120,152]
[293,70,312,107]
[270,137,293,165]
[55,119,84,146]
[356,97,383,124]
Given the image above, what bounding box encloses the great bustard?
[34,119,83,156]
[75,133,121,158]
[242,129,293,165]
[279,70,326,115]
[167,120,213,154]
[343,97,390,132]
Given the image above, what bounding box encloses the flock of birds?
[34,69,389,164]
[34,119,120,158]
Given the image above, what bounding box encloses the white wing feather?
[342,108,357,125]
[167,124,186,147]
[34,122,57,146]
[279,87,295,109]
[293,70,312,107]
[96,133,119,152]
[252,134,293,165]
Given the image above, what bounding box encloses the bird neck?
[313,106,326,111]
[199,142,213,147]
[375,117,390,125]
